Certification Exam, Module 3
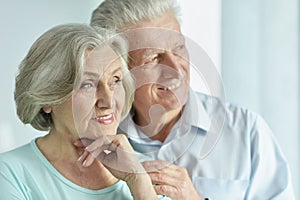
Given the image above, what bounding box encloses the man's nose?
[161,52,184,78]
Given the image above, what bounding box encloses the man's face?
[126,13,190,115]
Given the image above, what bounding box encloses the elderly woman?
[0,24,166,200]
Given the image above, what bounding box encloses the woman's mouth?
[93,113,114,124]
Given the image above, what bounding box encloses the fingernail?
[82,160,87,167]
[77,154,83,162]
[74,140,82,146]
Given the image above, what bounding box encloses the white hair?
[91,0,181,31]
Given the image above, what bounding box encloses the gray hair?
[15,24,134,131]
[90,0,180,31]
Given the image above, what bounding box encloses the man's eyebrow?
[176,36,185,44]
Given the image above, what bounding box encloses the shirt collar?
[183,89,211,131]
[118,88,211,142]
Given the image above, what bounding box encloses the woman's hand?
[76,134,145,180]
[74,135,158,199]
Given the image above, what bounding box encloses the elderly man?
[87,0,294,199]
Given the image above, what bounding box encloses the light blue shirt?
[0,140,170,200]
[119,90,295,199]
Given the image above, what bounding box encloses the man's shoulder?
[192,91,259,124]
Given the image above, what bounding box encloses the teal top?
[0,139,169,200]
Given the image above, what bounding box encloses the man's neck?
[133,106,182,142]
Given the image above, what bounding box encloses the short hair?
[15,24,134,131]
[90,0,180,31]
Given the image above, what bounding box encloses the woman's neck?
[36,131,118,190]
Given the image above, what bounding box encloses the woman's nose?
[95,87,114,109]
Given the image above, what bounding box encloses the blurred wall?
[222,0,300,197]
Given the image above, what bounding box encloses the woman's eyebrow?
[111,67,122,75]
[83,71,99,79]
[83,67,122,78]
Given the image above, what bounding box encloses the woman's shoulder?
[0,140,37,169]
[0,142,32,157]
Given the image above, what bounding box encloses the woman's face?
[51,46,125,139]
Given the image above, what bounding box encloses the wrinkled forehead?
[84,45,120,75]
[123,27,185,52]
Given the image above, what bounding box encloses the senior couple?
[0,0,294,199]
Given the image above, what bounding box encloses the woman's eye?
[108,76,122,90]
[112,76,122,85]
[80,81,95,89]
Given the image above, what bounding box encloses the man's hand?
[142,160,205,200]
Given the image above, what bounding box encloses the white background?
[0,0,298,197]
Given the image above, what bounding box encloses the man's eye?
[150,56,158,61]
[174,44,186,52]
[145,55,160,64]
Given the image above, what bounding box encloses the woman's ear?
[43,106,52,114]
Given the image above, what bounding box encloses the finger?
[85,136,109,152]
[80,144,110,167]
[142,160,172,172]
[105,134,134,152]
[77,150,89,163]
[73,139,85,148]
[85,135,128,152]
[82,149,101,167]
[79,138,94,147]
[153,184,178,199]
[97,151,108,163]
[144,161,188,179]
[106,140,119,152]
[149,166,199,200]
[89,144,111,159]
[109,134,130,146]
[82,155,95,167]
[147,170,181,187]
